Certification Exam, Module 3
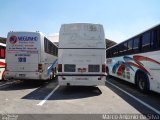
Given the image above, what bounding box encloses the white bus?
[106,24,160,93]
[0,42,6,80]
[58,23,106,86]
[5,31,58,80]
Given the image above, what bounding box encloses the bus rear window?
[88,65,100,72]
[64,64,76,72]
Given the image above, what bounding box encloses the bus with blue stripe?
[106,24,160,93]
[5,31,58,80]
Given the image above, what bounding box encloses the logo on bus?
[9,35,38,44]
[9,35,17,44]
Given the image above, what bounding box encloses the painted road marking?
[37,85,60,106]
[106,80,160,115]
[0,81,19,87]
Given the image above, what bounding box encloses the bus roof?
[8,31,43,35]
[60,23,103,32]
[106,23,160,50]
[61,23,102,26]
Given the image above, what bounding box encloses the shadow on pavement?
[0,80,52,91]
[22,84,102,100]
[50,86,102,100]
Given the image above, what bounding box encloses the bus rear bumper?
[58,75,106,86]
[4,71,45,80]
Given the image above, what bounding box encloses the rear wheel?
[1,70,6,81]
[106,67,109,76]
[106,67,110,80]
[136,73,149,93]
[50,67,57,80]
[49,74,53,80]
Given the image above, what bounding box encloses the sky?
[0,0,160,43]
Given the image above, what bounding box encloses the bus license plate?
[19,74,25,77]
[75,77,88,80]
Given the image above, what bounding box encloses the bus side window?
[158,26,160,48]
[56,47,58,56]
[112,48,117,57]
[150,29,158,50]
[127,40,133,54]
[54,44,58,56]
[119,42,127,56]
[142,32,151,52]
[118,44,123,56]
[108,49,113,58]
[133,37,140,54]
[115,47,119,57]
[123,42,128,55]
[44,37,58,56]
[44,37,48,53]
[109,50,111,58]
[106,50,109,58]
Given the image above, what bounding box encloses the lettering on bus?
[15,54,30,57]
[18,57,26,62]
[9,35,38,44]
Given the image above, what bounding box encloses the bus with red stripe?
[0,43,6,80]
[106,24,160,93]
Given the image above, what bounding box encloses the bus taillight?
[58,64,62,72]
[102,64,106,73]
[38,64,43,72]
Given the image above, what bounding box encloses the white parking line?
[106,80,160,115]
[37,85,59,106]
[0,81,19,87]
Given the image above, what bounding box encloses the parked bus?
[0,42,6,80]
[5,31,58,80]
[106,24,160,93]
[58,23,106,86]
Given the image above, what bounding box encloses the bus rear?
[58,23,106,86]
[5,32,41,80]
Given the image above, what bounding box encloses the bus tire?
[106,67,109,76]
[49,73,54,80]
[2,70,6,81]
[135,72,149,93]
